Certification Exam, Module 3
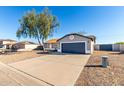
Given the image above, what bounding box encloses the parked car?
[0,45,6,53]
[0,45,11,54]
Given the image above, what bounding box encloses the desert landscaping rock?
[75,51,124,86]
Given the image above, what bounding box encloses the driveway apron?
[8,54,90,85]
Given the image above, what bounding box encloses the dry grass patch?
[0,51,44,64]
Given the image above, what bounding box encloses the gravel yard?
[0,51,44,64]
[75,51,124,86]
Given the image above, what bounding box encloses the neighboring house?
[44,39,58,50]
[12,41,39,51]
[0,39,16,49]
[57,33,96,54]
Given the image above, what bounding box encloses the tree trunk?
[37,37,44,51]
[36,29,44,51]
[37,38,42,46]
[42,39,45,52]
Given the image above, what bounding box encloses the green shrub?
[115,42,124,44]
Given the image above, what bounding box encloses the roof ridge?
[0,39,16,41]
[16,41,38,45]
[57,33,95,41]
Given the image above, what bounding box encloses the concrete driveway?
[8,54,90,86]
[0,62,50,86]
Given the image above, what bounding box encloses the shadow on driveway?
[85,64,102,68]
[36,51,90,56]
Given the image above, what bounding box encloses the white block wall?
[120,45,124,52]
[17,44,39,51]
[112,44,120,51]
[94,44,99,50]
[25,44,38,50]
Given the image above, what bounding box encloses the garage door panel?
[62,42,85,54]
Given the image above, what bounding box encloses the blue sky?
[0,6,124,44]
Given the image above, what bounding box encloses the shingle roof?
[15,41,38,45]
[87,35,96,42]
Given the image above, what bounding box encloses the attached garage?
[61,42,86,54]
[57,33,95,54]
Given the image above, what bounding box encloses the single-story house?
[57,33,96,54]
[0,39,16,49]
[12,41,39,51]
[45,33,95,54]
[44,39,58,50]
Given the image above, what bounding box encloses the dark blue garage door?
[62,42,85,54]
[99,44,112,51]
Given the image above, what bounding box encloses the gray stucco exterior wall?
[57,34,94,54]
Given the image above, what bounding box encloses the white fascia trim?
[59,41,88,53]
